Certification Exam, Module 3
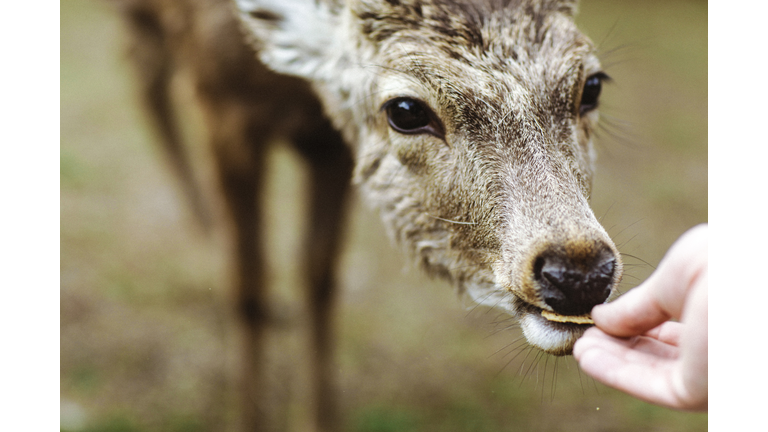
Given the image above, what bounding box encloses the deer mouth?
[515,300,595,356]
[464,281,598,356]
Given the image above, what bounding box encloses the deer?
[110,0,623,430]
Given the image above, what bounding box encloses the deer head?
[236,0,622,356]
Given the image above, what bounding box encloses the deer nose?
[533,248,616,316]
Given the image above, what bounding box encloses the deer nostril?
[534,250,615,316]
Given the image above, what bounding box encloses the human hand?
[573,224,708,411]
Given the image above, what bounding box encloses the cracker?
[541,309,594,325]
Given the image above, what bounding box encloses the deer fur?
[111,0,623,430]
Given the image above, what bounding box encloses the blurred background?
[60,0,707,431]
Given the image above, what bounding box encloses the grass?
[61,0,707,431]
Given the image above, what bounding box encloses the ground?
[61,0,707,431]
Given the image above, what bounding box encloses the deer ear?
[235,0,342,81]
[558,0,579,16]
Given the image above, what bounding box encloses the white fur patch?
[464,280,516,314]
[235,0,342,80]
[520,311,587,354]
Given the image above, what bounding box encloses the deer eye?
[383,97,444,138]
[579,72,609,115]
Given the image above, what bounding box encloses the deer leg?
[121,5,212,230]
[292,119,353,432]
[207,104,272,432]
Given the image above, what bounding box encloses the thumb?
[592,224,708,338]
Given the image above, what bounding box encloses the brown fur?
[110,0,622,430]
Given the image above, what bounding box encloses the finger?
[574,335,701,411]
[591,288,669,338]
[574,326,679,361]
[642,321,683,347]
[593,224,708,337]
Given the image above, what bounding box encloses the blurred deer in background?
[111,0,622,430]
